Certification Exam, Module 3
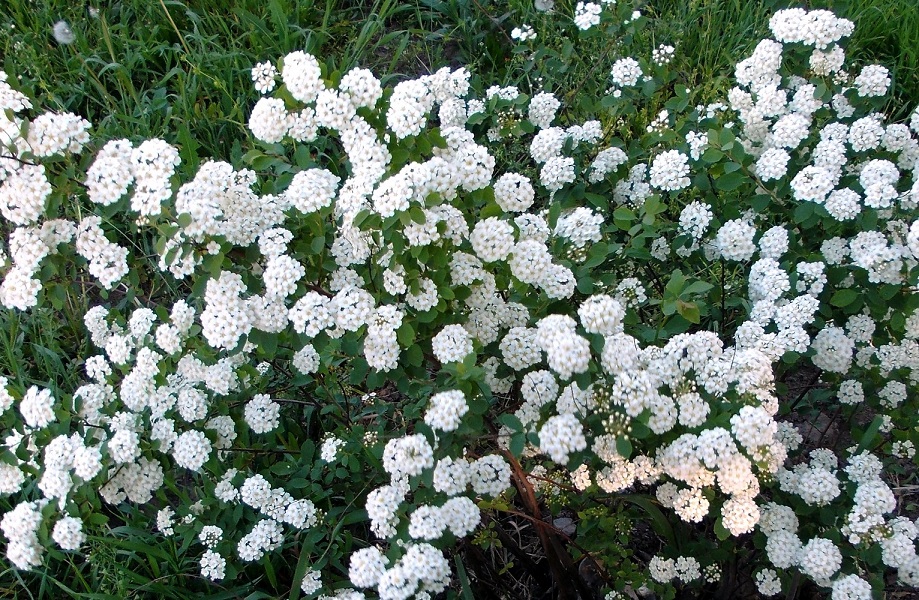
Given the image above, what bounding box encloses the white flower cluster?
[574,2,602,30]
[678,201,713,242]
[769,9,854,49]
[432,324,473,364]
[360,407,507,598]
[424,390,469,432]
[759,451,917,594]
[251,61,278,94]
[320,436,345,462]
[593,327,792,533]
[535,315,591,380]
[528,92,561,129]
[1,501,46,569]
[648,555,701,584]
[244,394,280,434]
[555,207,603,248]
[652,44,675,66]
[715,219,756,261]
[611,58,642,87]
[649,150,690,191]
[75,216,129,289]
[589,146,628,182]
[27,112,91,157]
[538,413,587,464]
[511,24,536,42]
[0,98,105,309]
[854,64,890,97]
[3,10,919,596]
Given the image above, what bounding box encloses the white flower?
[424,390,469,432]
[172,430,212,471]
[251,61,278,94]
[511,25,537,42]
[249,97,291,143]
[538,414,587,464]
[321,436,345,462]
[20,386,55,429]
[52,21,75,45]
[528,92,560,129]
[245,394,281,434]
[649,150,690,191]
[574,2,602,30]
[715,219,756,261]
[52,516,85,550]
[854,64,890,97]
[611,58,643,87]
[200,550,226,580]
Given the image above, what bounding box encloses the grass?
[1,0,919,597]
[3,0,916,155]
[0,0,446,161]
[646,0,919,115]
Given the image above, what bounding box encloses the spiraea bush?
[0,2,918,599]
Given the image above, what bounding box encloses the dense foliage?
[0,2,918,599]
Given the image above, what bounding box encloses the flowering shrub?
[0,3,918,599]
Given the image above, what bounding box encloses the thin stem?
[816,403,843,447]
[274,398,317,406]
[786,369,822,413]
[71,50,119,113]
[158,0,191,55]
[227,446,298,456]
[491,505,614,587]
[469,0,515,47]
[525,473,581,494]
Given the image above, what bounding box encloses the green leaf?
[714,516,730,541]
[701,147,724,163]
[468,394,489,415]
[349,357,369,385]
[310,236,325,254]
[496,413,524,432]
[105,538,171,561]
[676,300,700,324]
[583,243,609,268]
[455,556,475,600]
[352,209,370,228]
[397,322,415,347]
[479,202,504,219]
[664,269,686,296]
[830,289,859,308]
[683,280,714,296]
[749,195,771,212]
[622,495,677,548]
[794,202,814,224]
[585,192,609,211]
[880,285,900,300]
[509,432,526,457]
[613,206,635,222]
[242,149,266,165]
[48,284,67,310]
[615,436,632,458]
[715,171,744,191]
[410,205,426,224]
[856,415,884,455]
[662,299,677,316]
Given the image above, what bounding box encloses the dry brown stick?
[502,450,597,599]
[488,514,551,584]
